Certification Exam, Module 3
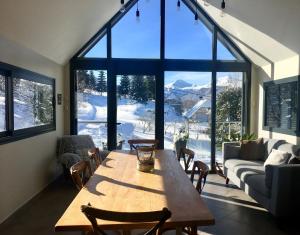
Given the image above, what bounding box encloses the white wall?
[0,36,64,223]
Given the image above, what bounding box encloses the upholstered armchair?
[57,135,109,178]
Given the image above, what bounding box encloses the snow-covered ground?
[77,91,223,165]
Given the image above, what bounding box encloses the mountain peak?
[165,79,192,89]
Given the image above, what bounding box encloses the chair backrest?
[128,139,159,150]
[58,135,96,156]
[190,161,209,194]
[178,148,194,172]
[81,204,171,235]
[70,160,92,190]
[88,148,102,169]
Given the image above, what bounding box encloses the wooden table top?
[55,150,215,232]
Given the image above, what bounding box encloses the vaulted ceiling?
[0,0,299,67]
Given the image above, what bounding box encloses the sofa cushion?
[263,139,286,161]
[240,138,265,161]
[245,174,271,197]
[225,159,265,183]
[225,159,265,173]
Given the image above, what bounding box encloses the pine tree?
[145,76,155,100]
[96,70,107,95]
[119,75,130,98]
[88,70,97,91]
[130,75,148,103]
[76,70,89,92]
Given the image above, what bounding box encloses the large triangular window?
[165,0,213,59]
[217,32,244,61]
[80,31,107,58]
[112,0,160,59]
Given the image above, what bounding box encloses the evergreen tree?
[76,70,89,92]
[96,70,107,95]
[88,70,97,91]
[119,75,130,98]
[130,75,148,103]
[145,76,155,100]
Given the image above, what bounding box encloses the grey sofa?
[223,138,300,217]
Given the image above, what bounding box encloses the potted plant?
[173,128,189,159]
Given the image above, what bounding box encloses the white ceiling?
[0,0,299,67]
[0,0,123,65]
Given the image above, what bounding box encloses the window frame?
[0,61,56,145]
[263,76,300,136]
[69,0,252,171]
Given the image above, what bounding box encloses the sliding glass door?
[116,74,156,150]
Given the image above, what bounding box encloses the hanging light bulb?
[220,0,226,17]
[194,3,199,25]
[120,0,126,13]
[136,0,140,23]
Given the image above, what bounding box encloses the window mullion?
[6,72,14,135]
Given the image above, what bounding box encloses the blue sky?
[85,0,237,85]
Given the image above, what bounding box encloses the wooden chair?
[88,148,102,169]
[128,139,159,150]
[190,161,209,194]
[70,160,92,190]
[81,203,171,235]
[178,148,194,173]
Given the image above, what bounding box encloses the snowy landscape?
[77,71,242,165]
[0,76,54,132]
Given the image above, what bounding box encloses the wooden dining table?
[55,150,215,233]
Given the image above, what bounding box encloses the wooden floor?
[0,174,298,235]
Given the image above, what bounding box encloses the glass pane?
[265,80,298,130]
[13,78,54,130]
[217,33,244,61]
[76,70,108,148]
[164,71,212,167]
[279,82,298,130]
[0,74,5,132]
[84,34,107,58]
[117,75,156,149]
[216,72,243,162]
[112,0,160,58]
[165,0,213,59]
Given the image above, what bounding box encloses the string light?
[136,0,140,22]
[220,0,226,17]
[120,0,126,13]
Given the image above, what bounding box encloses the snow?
[165,79,192,89]
[77,75,243,166]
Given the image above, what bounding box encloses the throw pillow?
[240,138,265,160]
[264,149,291,167]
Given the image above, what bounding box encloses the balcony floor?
[0,174,297,235]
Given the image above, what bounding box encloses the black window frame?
[69,0,252,170]
[0,61,56,145]
[263,75,300,136]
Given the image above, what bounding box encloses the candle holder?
[136,146,155,172]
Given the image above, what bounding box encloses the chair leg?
[225,177,229,185]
